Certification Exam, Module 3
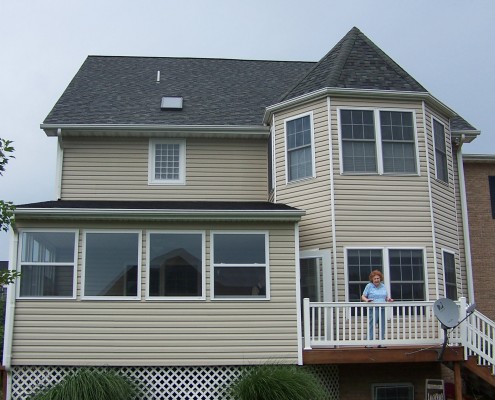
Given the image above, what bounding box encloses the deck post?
[454,361,462,400]
[303,298,311,350]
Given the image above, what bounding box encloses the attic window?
[161,96,183,110]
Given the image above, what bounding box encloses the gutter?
[13,208,305,222]
[456,135,475,304]
[263,87,457,124]
[40,124,270,138]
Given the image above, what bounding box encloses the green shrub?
[29,368,138,400]
[227,364,327,400]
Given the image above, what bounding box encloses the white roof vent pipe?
[156,71,160,83]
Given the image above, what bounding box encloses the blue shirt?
[363,282,388,303]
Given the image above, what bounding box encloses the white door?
[299,250,332,303]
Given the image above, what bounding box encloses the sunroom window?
[212,232,268,299]
[83,232,140,299]
[148,232,204,299]
[19,231,77,298]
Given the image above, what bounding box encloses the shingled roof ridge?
[324,26,360,87]
[277,27,358,102]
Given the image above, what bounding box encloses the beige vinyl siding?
[274,99,333,251]
[12,220,298,366]
[331,99,436,301]
[60,137,268,201]
[424,104,466,298]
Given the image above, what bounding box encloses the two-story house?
[4,27,493,400]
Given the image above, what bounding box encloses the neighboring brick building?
[463,154,495,321]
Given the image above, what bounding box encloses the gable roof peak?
[281,27,427,101]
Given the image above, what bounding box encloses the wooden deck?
[303,345,465,364]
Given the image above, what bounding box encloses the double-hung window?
[285,113,314,182]
[346,248,425,302]
[212,232,269,299]
[340,109,417,174]
[443,250,457,300]
[83,231,141,299]
[433,118,448,183]
[148,232,205,299]
[149,139,186,185]
[19,231,77,298]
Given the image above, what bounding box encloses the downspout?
[56,128,64,199]
[3,229,18,400]
[294,223,303,365]
[456,135,475,304]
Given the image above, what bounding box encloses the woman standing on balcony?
[361,270,394,346]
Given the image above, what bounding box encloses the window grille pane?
[380,111,416,173]
[341,110,377,173]
[287,116,313,181]
[389,249,425,301]
[155,143,180,180]
[434,120,448,182]
[443,252,457,300]
[149,233,203,297]
[347,249,383,302]
[84,233,139,297]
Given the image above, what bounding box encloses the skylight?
[161,96,183,110]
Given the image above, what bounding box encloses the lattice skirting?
[11,364,339,399]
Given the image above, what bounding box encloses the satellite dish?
[433,298,459,328]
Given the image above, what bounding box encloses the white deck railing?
[465,309,495,374]
[303,298,463,349]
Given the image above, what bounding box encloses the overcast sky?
[1,0,494,259]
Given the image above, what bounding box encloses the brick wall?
[464,160,495,321]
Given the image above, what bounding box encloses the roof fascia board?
[41,124,270,138]
[263,88,456,123]
[14,208,305,222]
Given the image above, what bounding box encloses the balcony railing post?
[303,298,312,350]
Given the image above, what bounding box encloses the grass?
[226,364,327,400]
[29,368,138,400]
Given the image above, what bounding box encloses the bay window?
[340,108,417,175]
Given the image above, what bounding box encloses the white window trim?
[344,246,428,302]
[284,111,316,184]
[372,383,414,400]
[145,230,206,301]
[210,231,270,301]
[17,229,79,300]
[442,248,458,299]
[148,138,186,185]
[337,107,419,176]
[431,117,449,184]
[81,230,142,301]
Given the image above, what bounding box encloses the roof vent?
[161,96,183,110]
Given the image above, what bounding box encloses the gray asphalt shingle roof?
[43,27,477,132]
[43,57,314,126]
